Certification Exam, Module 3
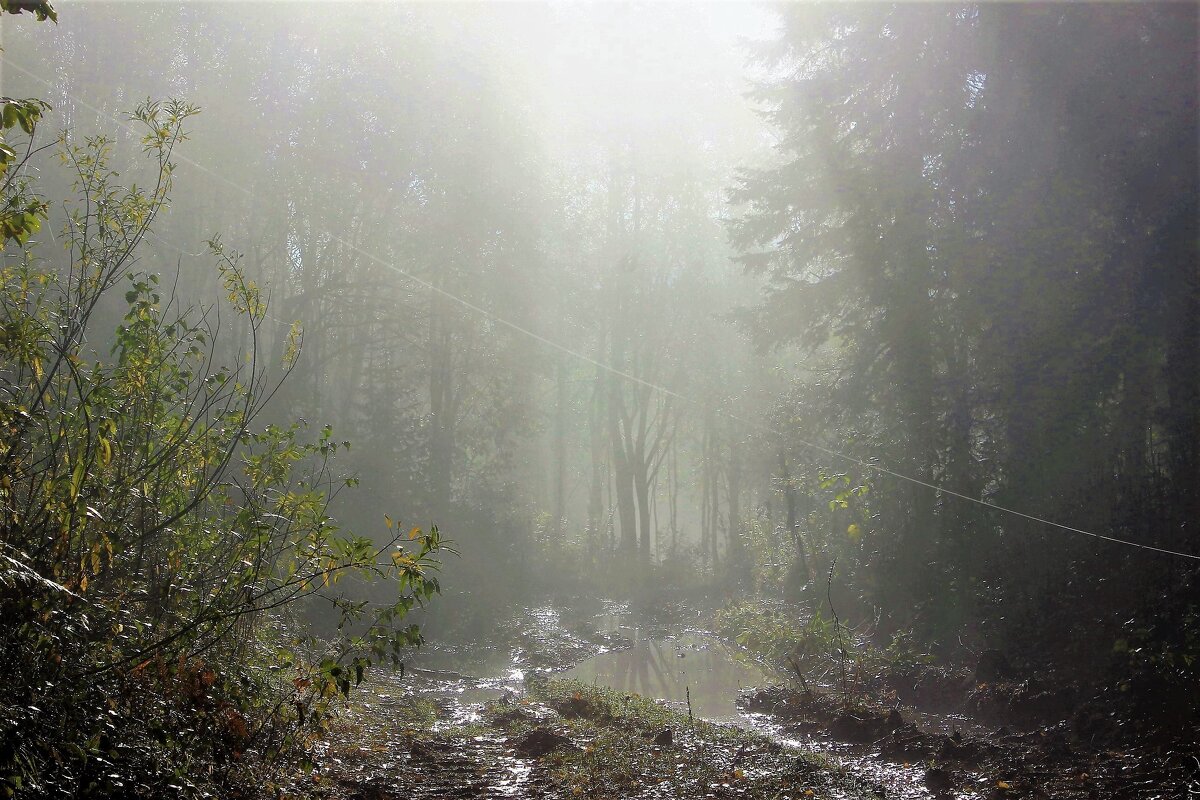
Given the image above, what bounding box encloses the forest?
[0,2,1196,798]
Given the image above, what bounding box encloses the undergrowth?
[714,602,934,704]
[0,90,444,799]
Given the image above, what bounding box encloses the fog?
[1,3,1197,795]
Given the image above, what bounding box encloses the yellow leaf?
[69,459,85,502]
[847,523,862,541]
[997,780,1011,790]
[409,526,421,540]
[384,515,393,529]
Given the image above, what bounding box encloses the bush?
[0,101,443,797]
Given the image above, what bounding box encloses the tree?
[734,1,1198,656]
[731,4,981,610]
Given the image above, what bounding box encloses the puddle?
[562,630,777,723]
[559,628,980,799]
[368,606,983,799]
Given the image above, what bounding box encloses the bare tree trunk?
[726,441,747,585]
[587,358,606,560]
[781,453,811,598]
[609,369,638,555]
[553,352,567,542]
[635,464,652,560]
[669,435,679,558]
[701,410,721,571]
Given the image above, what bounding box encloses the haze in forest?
[4,0,1197,624]
[1,3,1197,794]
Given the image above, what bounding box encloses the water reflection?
[562,631,778,722]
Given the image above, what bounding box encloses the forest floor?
[293,602,1197,799]
[740,679,1197,799]
[311,676,879,800]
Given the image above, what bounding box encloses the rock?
[513,727,574,758]
[976,649,1014,683]
[652,727,673,747]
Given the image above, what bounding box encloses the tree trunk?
[781,453,811,599]
[553,352,567,542]
[609,369,638,555]
[587,358,606,559]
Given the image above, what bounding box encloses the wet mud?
[307,604,1196,799]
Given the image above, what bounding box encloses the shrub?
[0,101,443,797]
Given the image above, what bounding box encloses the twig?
[827,558,849,710]
[786,653,812,695]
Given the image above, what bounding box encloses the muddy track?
[307,605,1195,799]
[328,732,540,800]
[311,670,537,800]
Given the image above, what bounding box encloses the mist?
[1,2,1196,797]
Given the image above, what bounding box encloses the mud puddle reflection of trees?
[563,619,970,799]
[309,604,982,799]
[313,603,1195,799]
[312,604,630,799]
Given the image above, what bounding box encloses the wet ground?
[308,603,1196,799]
[562,630,775,723]
[560,614,967,800]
